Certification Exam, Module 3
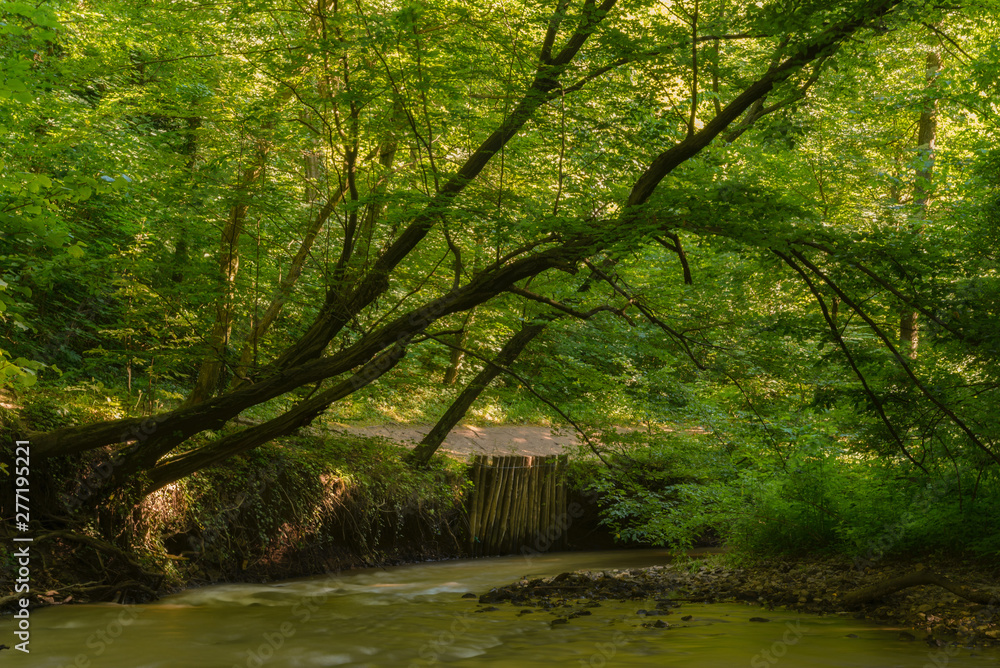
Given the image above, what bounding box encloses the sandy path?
[327,424,582,458]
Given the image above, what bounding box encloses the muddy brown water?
[5,549,999,667]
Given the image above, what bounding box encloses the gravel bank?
[476,555,1000,646]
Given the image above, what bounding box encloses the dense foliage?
[2,0,999,559]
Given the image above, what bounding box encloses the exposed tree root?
[59,580,159,602]
[33,530,164,602]
[841,568,997,607]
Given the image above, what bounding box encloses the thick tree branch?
[406,321,549,466]
[627,0,902,208]
[841,568,997,607]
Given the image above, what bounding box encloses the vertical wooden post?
[544,457,555,549]
[556,455,568,550]
[513,456,531,551]
[468,456,484,553]
[485,456,508,553]
[527,456,539,552]
[480,456,501,554]
[534,457,545,546]
[495,456,516,552]
[508,456,520,552]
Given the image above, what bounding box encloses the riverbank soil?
[476,555,1000,646]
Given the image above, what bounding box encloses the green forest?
[2,0,1000,654]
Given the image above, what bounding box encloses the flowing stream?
[7,549,999,667]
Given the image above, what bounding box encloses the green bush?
[581,422,1000,560]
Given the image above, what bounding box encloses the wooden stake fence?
[467,455,568,557]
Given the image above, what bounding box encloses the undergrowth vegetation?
[145,433,469,583]
[572,425,1000,562]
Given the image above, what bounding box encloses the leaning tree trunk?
[407,322,547,466]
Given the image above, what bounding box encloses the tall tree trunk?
[304,148,322,204]
[898,47,940,359]
[230,191,344,387]
[184,142,267,406]
[442,309,475,385]
[303,116,323,204]
[171,116,201,284]
[407,322,546,466]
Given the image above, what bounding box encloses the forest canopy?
[2,0,1000,545]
